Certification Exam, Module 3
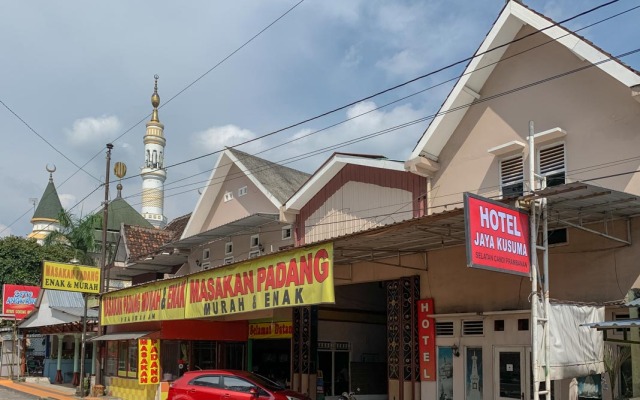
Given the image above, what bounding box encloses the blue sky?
[1,0,638,237]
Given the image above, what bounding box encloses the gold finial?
[151,74,160,122]
[114,162,127,179]
[116,183,123,199]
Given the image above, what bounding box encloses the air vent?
[500,155,524,197]
[436,321,454,337]
[463,320,484,336]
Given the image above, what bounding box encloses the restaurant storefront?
[98,243,334,400]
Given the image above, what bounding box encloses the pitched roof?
[284,153,405,211]
[409,0,640,161]
[31,177,63,222]
[226,147,311,204]
[106,187,154,231]
[121,214,191,262]
[122,224,174,261]
[164,213,191,242]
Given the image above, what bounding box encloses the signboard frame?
[41,260,101,294]
[464,192,531,277]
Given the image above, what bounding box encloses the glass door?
[494,347,527,400]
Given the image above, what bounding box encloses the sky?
[1,0,639,237]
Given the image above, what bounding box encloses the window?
[203,248,210,260]
[518,318,529,331]
[500,155,524,198]
[548,228,568,245]
[201,262,211,270]
[191,375,221,388]
[249,250,260,259]
[250,234,260,248]
[225,242,233,255]
[223,376,254,392]
[224,256,234,265]
[238,186,248,197]
[494,320,505,331]
[224,191,234,202]
[282,225,292,240]
[106,341,118,376]
[115,340,138,378]
[539,143,565,187]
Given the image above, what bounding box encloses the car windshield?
[247,372,285,391]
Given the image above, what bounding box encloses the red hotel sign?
[464,193,530,276]
[417,299,436,381]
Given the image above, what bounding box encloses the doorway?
[318,348,350,398]
[494,346,529,400]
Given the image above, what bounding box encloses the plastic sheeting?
[535,302,604,380]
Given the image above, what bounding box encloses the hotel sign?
[464,193,530,276]
[417,299,436,381]
[42,261,101,294]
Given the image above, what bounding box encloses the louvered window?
[539,143,565,187]
[462,320,484,336]
[436,321,454,337]
[500,156,524,198]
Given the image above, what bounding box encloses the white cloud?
[59,193,77,211]
[0,224,11,238]
[192,124,263,154]
[66,115,122,147]
[266,101,426,172]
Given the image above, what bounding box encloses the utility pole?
[95,143,113,389]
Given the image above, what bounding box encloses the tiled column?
[72,334,80,386]
[55,334,64,383]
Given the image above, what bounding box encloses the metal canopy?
[332,182,640,266]
[172,213,280,249]
[89,331,156,341]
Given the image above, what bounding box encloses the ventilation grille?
[435,321,454,337]
[462,320,484,336]
[540,143,565,176]
[501,156,524,197]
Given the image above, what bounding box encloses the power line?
[123,2,640,202]
[117,0,624,183]
[0,99,101,183]
[119,46,640,206]
[0,0,306,235]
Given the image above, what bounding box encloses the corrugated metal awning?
[582,319,640,330]
[89,331,158,341]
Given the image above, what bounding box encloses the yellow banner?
[42,261,101,294]
[138,339,160,385]
[101,279,187,325]
[249,322,293,339]
[186,243,334,319]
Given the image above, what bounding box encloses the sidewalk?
[0,378,118,400]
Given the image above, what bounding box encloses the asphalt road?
[0,386,40,399]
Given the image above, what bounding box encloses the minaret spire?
[141,74,167,228]
[151,74,160,122]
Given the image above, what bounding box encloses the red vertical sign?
[417,299,436,381]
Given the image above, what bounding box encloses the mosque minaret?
[141,75,167,228]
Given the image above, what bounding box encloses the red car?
[168,369,310,400]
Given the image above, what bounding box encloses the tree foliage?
[43,211,102,265]
[0,236,74,287]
